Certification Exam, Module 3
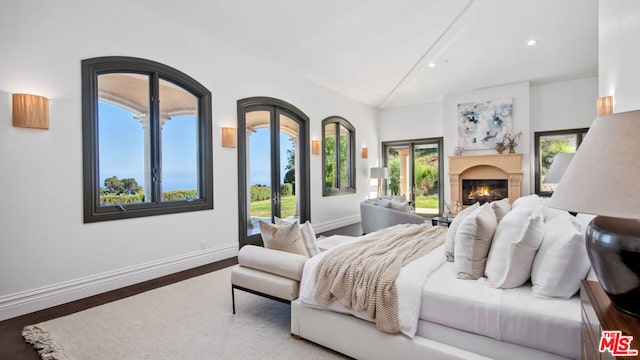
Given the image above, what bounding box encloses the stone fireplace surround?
[449,153,523,211]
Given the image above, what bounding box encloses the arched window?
[82,56,213,222]
[322,116,356,196]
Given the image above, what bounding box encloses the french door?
[382,138,444,217]
[237,97,310,247]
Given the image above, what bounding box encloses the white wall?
[0,1,378,319]
[530,77,598,132]
[379,77,597,206]
[599,0,640,111]
[442,82,531,204]
[378,102,443,143]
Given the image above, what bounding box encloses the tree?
[283,139,296,194]
[387,150,400,195]
[541,138,574,176]
[324,135,348,188]
[102,176,142,195]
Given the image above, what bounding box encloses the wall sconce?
[311,140,321,155]
[596,96,613,117]
[361,147,368,159]
[12,93,49,129]
[221,127,237,148]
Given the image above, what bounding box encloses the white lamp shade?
[549,110,640,219]
[543,152,574,184]
[370,167,388,179]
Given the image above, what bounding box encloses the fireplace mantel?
[449,153,523,210]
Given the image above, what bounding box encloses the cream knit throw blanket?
[313,224,446,333]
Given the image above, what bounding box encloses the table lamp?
[549,110,640,317]
[542,152,575,184]
[370,167,388,198]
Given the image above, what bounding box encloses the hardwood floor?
[0,223,360,360]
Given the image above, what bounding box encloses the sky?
[98,101,197,192]
[98,101,293,191]
[249,128,294,186]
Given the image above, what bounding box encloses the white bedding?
[420,261,581,359]
[301,235,581,358]
[299,237,446,338]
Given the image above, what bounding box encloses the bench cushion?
[238,245,307,281]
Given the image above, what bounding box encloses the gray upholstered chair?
[360,199,425,234]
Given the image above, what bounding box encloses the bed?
[292,226,581,360]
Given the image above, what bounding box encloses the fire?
[467,186,501,200]
[468,186,488,199]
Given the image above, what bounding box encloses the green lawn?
[415,194,439,209]
[250,195,296,218]
[251,194,437,218]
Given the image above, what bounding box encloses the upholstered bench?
[231,245,308,313]
[231,235,356,313]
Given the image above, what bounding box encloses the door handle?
[272,192,280,205]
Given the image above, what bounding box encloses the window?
[382,138,444,217]
[82,57,213,222]
[534,128,589,196]
[322,116,356,196]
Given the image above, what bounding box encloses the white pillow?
[454,203,498,279]
[530,216,591,298]
[542,206,568,223]
[260,220,308,257]
[274,217,319,257]
[444,202,480,261]
[512,194,544,211]
[490,198,511,223]
[575,213,597,233]
[483,207,544,288]
[300,221,320,257]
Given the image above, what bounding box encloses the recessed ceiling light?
[428,62,436,68]
[527,39,537,47]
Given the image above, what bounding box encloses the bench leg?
[232,285,236,314]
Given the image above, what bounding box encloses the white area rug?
[23,267,347,360]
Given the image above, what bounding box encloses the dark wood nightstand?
[580,280,640,359]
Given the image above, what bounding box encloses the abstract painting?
[457,98,513,150]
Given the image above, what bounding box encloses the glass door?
[383,138,443,218]
[278,111,300,223]
[413,143,441,216]
[238,98,309,247]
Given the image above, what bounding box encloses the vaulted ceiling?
[149,0,598,108]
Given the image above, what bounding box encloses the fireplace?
[462,179,508,205]
[449,153,523,211]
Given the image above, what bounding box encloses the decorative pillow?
[381,195,406,203]
[542,206,568,223]
[530,216,591,298]
[390,201,415,214]
[274,217,319,257]
[300,221,320,257]
[444,202,479,261]
[512,194,544,211]
[490,198,511,223]
[454,203,498,279]
[259,220,308,257]
[483,207,544,288]
[574,213,597,233]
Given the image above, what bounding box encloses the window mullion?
[334,123,341,189]
[150,72,161,205]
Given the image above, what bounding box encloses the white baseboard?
[0,244,237,321]
[313,215,361,234]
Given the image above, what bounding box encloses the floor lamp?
[370,167,388,198]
